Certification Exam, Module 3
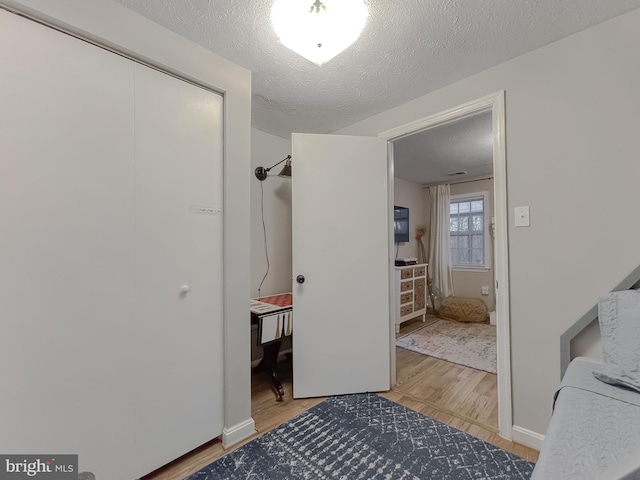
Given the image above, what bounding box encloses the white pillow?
[592,290,640,393]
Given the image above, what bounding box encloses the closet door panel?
[133,64,224,475]
[0,9,136,479]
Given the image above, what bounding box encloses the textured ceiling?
[394,111,493,185]
[112,0,640,139]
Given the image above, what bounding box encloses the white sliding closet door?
[0,9,225,479]
[133,64,224,475]
[0,8,137,478]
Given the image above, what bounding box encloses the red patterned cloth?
[255,293,292,307]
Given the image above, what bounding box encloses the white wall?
[570,319,603,359]
[0,0,254,461]
[336,8,640,439]
[251,129,293,297]
[393,177,428,260]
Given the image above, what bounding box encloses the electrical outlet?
[481,286,489,295]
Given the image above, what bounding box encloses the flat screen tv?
[394,206,409,243]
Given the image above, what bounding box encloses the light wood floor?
[144,321,538,479]
[395,316,499,432]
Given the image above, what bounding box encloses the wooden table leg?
[252,340,284,401]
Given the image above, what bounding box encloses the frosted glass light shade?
[271,0,368,66]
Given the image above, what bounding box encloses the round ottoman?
[439,296,489,323]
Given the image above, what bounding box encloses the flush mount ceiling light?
[271,0,368,66]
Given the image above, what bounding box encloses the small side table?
[250,293,293,402]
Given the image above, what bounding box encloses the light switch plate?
[515,206,530,227]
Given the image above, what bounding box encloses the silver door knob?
[296,275,305,284]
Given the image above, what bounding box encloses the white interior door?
[292,133,390,398]
[134,64,224,476]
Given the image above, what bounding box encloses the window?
[450,193,487,267]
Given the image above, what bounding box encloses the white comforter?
[531,357,640,480]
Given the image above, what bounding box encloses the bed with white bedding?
[532,290,640,480]
[531,357,640,480]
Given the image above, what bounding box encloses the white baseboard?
[222,417,256,448]
[512,425,545,451]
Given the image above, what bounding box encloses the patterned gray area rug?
[186,393,534,479]
[397,319,497,374]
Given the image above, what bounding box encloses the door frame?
[379,91,512,440]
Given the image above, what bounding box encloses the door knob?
[296,275,305,284]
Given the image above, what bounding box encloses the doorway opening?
[380,92,512,440]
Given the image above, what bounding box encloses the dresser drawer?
[401,268,413,279]
[400,304,413,317]
[413,278,426,310]
[400,280,413,292]
[400,292,412,304]
[414,266,425,277]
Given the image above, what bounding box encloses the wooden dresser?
[394,263,427,333]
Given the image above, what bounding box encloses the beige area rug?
[396,318,497,374]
